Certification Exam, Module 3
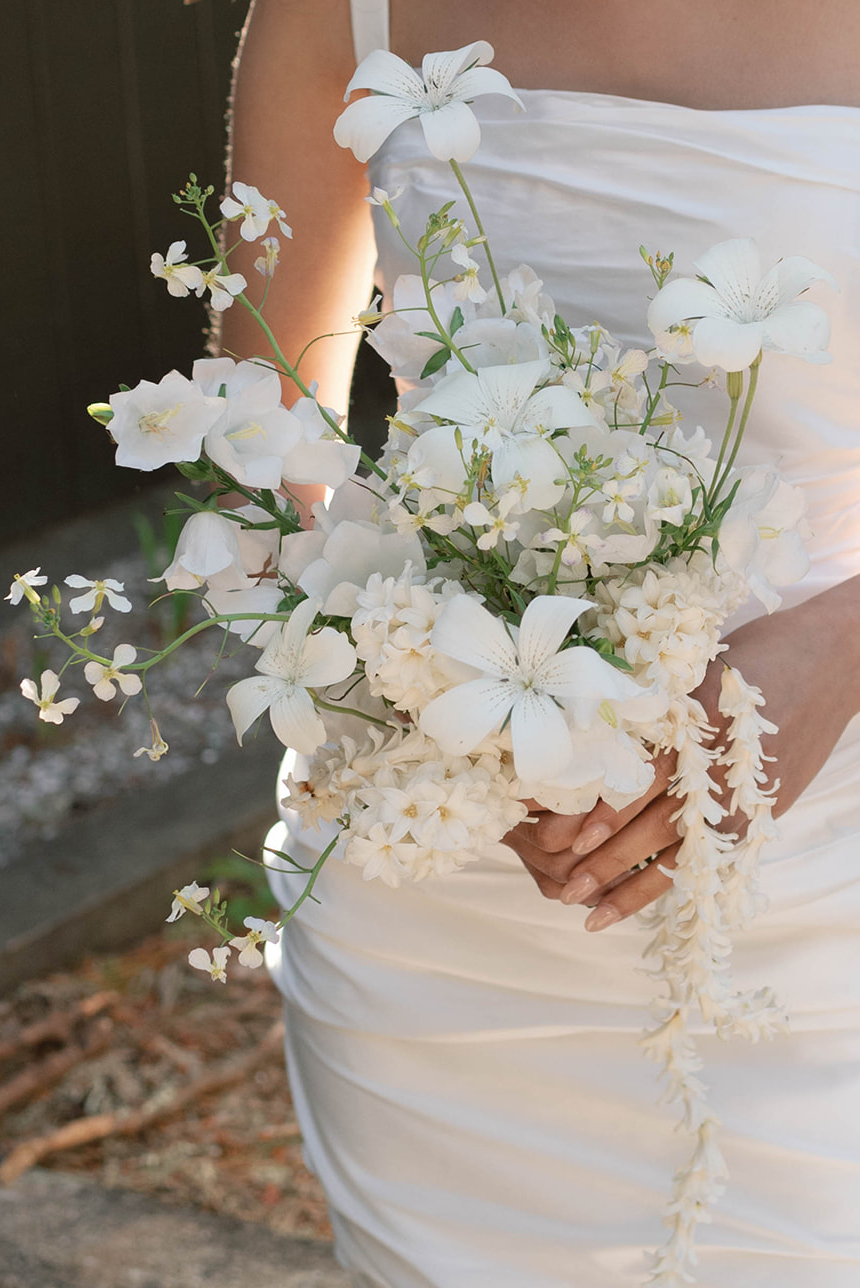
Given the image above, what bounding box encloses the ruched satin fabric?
[265,85,860,1286]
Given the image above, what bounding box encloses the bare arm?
[221,0,377,520]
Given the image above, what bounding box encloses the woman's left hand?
[503,574,860,931]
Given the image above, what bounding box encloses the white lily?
[647,238,834,371]
[226,597,357,753]
[20,670,80,725]
[419,594,640,782]
[415,359,594,508]
[334,41,523,163]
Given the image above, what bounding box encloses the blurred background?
[0,2,383,1281]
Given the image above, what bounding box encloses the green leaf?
[420,347,451,380]
[415,330,447,344]
[174,459,213,481]
[450,306,465,336]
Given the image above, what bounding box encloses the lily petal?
[419,101,481,162]
[430,594,517,676]
[342,49,426,101]
[516,595,594,674]
[510,689,573,783]
[762,301,831,360]
[420,41,495,96]
[299,626,357,688]
[269,686,327,754]
[226,673,285,744]
[333,96,420,163]
[692,316,764,371]
[694,238,762,312]
[419,676,513,755]
[647,277,725,332]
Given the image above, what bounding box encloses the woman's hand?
[504,575,860,930]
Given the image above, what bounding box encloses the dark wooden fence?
[4,0,253,544]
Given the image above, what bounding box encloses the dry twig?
[0,1017,115,1116]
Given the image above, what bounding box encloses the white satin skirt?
[264,715,860,1287]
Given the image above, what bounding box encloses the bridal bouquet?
[8,40,835,1286]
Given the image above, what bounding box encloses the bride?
[223,1,860,1284]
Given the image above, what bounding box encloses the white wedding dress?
[264,4,860,1284]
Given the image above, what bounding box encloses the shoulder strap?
[349,0,390,65]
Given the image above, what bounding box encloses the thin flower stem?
[712,356,761,500]
[708,379,743,505]
[311,693,391,729]
[448,159,506,315]
[639,362,671,436]
[277,832,341,928]
[418,249,476,373]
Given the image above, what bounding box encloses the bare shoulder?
[242,0,357,93]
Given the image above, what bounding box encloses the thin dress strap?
[349,0,390,65]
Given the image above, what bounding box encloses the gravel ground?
[0,550,260,867]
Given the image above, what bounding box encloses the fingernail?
[561,871,598,905]
[584,904,621,933]
[572,822,612,855]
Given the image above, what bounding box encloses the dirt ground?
[0,885,332,1242]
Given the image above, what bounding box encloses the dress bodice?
[367,88,860,603]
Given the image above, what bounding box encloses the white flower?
[134,719,170,761]
[462,492,520,549]
[226,597,357,753]
[150,241,204,297]
[64,576,132,614]
[220,182,291,242]
[20,670,80,725]
[6,568,47,606]
[716,468,810,611]
[228,917,279,968]
[450,241,487,304]
[188,945,231,983]
[84,644,143,702]
[158,511,243,590]
[254,236,280,278]
[334,41,523,163]
[647,238,834,371]
[536,508,598,569]
[280,395,361,489]
[367,185,404,207]
[204,371,302,489]
[415,359,595,509]
[419,594,639,782]
[166,881,210,922]
[109,370,223,472]
[197,266,247,312]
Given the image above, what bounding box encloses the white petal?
[516,596,593,673]
[539,645,642,702]
[188,948,213,972]
[761,301,831,359]
[510,691,573,783]
[694,238,762,312]
[269,686,327,754]
[491,437,565,509]
[226,674,284,744]
[420,42,494,96]
[692,316,764,371]
[299,627,357,688]
[419,677,514,755]
[419,102,481,162]
[333,96,420,162]
[450,65,523,110]
[343,49,426,101]
[431,595,517,676]
[647,277,725,332]
[112,644,137,668]
[521,383,596,431]
[755,255,835,313]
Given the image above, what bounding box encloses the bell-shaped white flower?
[647,238,834,371]
[419,594,639,782]
[226,597,357,753]
[334,41,523,163]
[109,371,224,472]
[20,670,80,725]
[159,511,244,590]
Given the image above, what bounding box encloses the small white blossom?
[150,241,204,298]
[65,576,132,614]
[450,241,487,304]
[462,492,520,549]
[220,182,291,242]
[6,569,47,606]
[228,917,279,968]
[167,881,210,922]
[197,266,247,311]
[254,236,281,278]
[20,670,80,725]
[84,644,143,702]
[188,945,231,983]
[134,719,169,761]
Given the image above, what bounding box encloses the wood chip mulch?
[0,909,332,1240]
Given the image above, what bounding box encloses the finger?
[559,790,681,906]
[583,844,679,931]
[505,828,581,886]
[568,751,677,858]
[509,806,589,855]
[519,857,567,902]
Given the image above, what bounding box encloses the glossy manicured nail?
[584,903,621,933]
[572,822,612,855]
[561,871,598,905]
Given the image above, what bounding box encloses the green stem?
[312,693,391,729]
[708,376,743,505]
[276,832,341,928]
[418,249,476,373]
[712,356,761,500]
[449,159,506,315]
[638,361,670,436]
